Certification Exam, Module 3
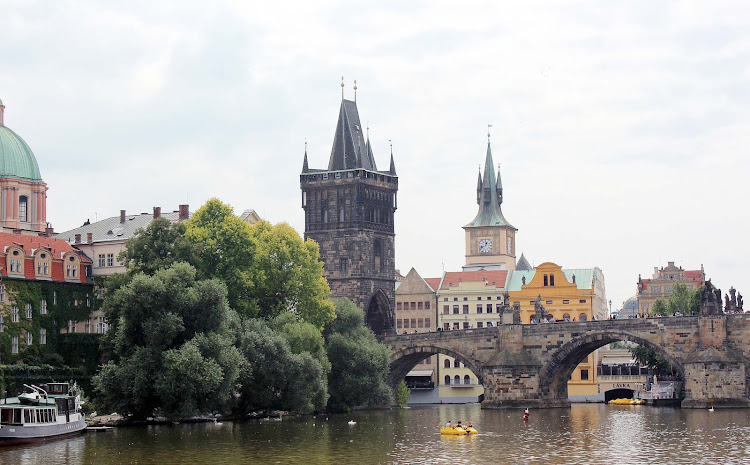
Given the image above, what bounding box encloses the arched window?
[544,274,548,286]
[464,375,471,385]
[444,359,450,368]
[453,359,460,368]
[454,375,460,385]
[444,375,451,385]
[579,313,587,322]
[321,207,328,223]
[550,274,555,286]
[19,196,28,222]
[563,313,570,321]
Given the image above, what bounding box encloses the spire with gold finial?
[302,138,309,173]
[353,79,357,102]
[341,76,345,100]
[389,139,397,175]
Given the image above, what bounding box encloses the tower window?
[19,196,28,222]
[550,274,555,286]
[340,258,349,275]
[544,274,549,286]
[374,240,382,271]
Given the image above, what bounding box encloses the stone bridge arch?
[537,330,685,402]
[387,344,484,390]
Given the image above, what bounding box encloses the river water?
[2,404,749,464]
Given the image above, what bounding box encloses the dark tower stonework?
[301,98,398,335]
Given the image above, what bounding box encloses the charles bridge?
[382,314,750,409]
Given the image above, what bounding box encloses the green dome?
[0,124,42,182]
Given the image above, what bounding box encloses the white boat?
[0,383,86,445]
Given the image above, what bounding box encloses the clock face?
[507,237,512,254]
[479,239,492,253]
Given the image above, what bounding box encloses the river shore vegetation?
[88,198,392,420]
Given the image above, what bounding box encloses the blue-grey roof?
[464,142,515,229]
[55,211,188,244]
[0,124,42,182]
[328,99,377,171]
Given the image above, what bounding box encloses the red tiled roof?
[424,278,441,292]
[24,257,35,279]
[440,270,508,290]
[0,232,91,264]
[684,270,703,280]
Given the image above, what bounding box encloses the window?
[546,300,553,305]
[544,274,548,286]
[443,322,450,331]
[67,264,78,277]
[0,315,4,332]
[476,305,483,314]
[403,319,410,329]
[445,375,451,385]
[425,301,430,310]
[464,375,471,385]
[11,306,18,323]
[19,196,28,222]
[443,297,448,301]
[410,302,416,310]
[563,300,570,304]
[411,318,416,329]
[443,305,449,314]
[453,322,459,330]
[107,253,115,267]
[579,299,587,303]
[11,336,18,354]
[453,297,458,301]
[477,322,483,328]
[417,318,423,328]
[462,305,469,314]
[454,375,460,385]
[550,274,555,286]
[340,258,349,274]
[0,285,4,302]
[463,322,469,329]
[453,305,459,314]
[580,369,589,380]
[425,318,430,328]
[463,297,468,301]
[25,303,32,319]
[487,321,493,327]
[374,240,382,272]
[579,313,587,322]
[98,254,106,267]
[454,359,460,368]
[26,331,32,345]
[563,313,570,321]
[396,302,402,311]
[397,319,402,329]
[85,319,91,333]
[444,359,451,368]
[417,302,423,310]
[40,328,46,345]
[477,297,482,301]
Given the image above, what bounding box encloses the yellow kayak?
[440,427,479,435]
[608,398,644,405]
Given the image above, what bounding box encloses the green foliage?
[667,283,692,315]
[93,262,238,419]
[248,221,335,328]
[185,198,257,317]
[0,364,88,397]
[325,299,392,412]
[396,380,410,408]
[688,286,701,315]
[119,218,193,275]
[629,345,671,376]
[650,298,669,316]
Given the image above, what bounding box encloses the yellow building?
[506,262,607,402]
[436,270,508,402]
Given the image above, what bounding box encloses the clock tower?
[463,136,517,271]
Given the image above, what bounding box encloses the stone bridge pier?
[382,315,750,409]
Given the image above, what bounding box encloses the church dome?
[0,111,43,182]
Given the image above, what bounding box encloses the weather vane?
[488,124,493,142]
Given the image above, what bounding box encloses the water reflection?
[1,405,749,464]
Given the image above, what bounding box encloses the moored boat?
[440,426,479,435]
[0,383,86,445]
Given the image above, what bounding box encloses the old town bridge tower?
[300,95,398,335]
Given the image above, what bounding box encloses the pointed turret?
[496,167,503,206]
[476,169,482,205]
[389,150,397,176]
[465,141,515,229]
[328,100,375,171]
[302,148,309,173]
[516,253,533,271]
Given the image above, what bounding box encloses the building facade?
[637,261,705,314]
[506,262,607,401]
[300,96,398,335]
[0,99,49,234]
[394,268,440,403]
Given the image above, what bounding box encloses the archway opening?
[605,388,635,402]
[538,333,684,404]
[366,289,393,336]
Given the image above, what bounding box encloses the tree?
[667,283,691,315]
[248,221,335,328]
[184,198,258,317]
[650,298,669,316]
[325,299,392,412]
[119,217,193,275]
[629,344,672,376]
[93,262,241,419]
[396,380,411,408]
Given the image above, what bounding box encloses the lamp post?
[609,299,612,318]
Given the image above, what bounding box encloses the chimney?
[153,206,162,219]
[179,204,189,220]
[120,210,126,223]
[75,234,81,244]
[87,232,93,243]
[46,224,54,236]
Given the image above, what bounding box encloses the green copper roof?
[0,124,43,181]
[464,141,515,229]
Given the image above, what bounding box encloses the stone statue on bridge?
[724,287,743,313]
[534,294,551,322]
[699,279,723,316]
[499,291,521,324]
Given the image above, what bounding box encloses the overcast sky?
[2,1,748,309]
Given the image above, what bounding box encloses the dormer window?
[66,255,78,278]
[7,249,23,274]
